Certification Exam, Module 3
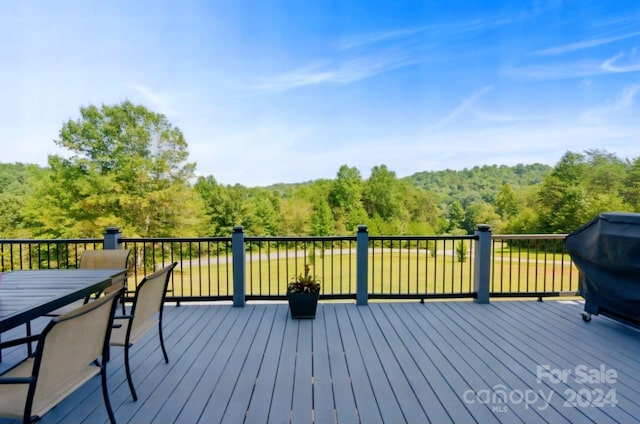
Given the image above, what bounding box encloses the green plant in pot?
[287,263,321,319]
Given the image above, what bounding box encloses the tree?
[363,165,407,221]
[363,165,393,219]
[447,200,465,233]
[310,199,335,236]
[27,101,204,237]
[463,201,503,233]
[401,180,444,233]
[534,150,635,233]
[328,165,368,233]
[0,163,46,237]
[244,189,281,236]
[495,183,518,218]
[536,152,589,233]
[624,157,640,210]
[584,149,627,195]
[503,186,541,234]
[195,177,252,236]
[455,240,468,263]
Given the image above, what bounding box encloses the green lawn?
[161,243,579,298]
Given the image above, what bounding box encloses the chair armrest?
[112,315,133,328]
[0,376,35,384]
[0,335,40,350]
[111,314,133,332]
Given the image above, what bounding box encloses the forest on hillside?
[1,102,639,239]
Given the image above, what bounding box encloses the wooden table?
[0,269,126,334]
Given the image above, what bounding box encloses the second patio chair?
[45,249,130,317]
[0,285,123,424]
[80,249,131,313]
[110,262,178,401]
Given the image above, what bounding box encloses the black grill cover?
[565,212,640,324]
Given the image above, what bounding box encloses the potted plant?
[286,263,321,319]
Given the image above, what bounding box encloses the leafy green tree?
[408,163,551,207]
[27,101,204,237]
[310,199,335,236]
[537,176,588,233]
[279,198,312,235]
[447,200,465,233]
[0,164,47,237]
[245,189,281,236]
[495,183,518,218]
[328,165,368,233]
[503,186,541,234]
[536,152,589,233]
[624,157,640,210]
[455,240,468,263]
[282,179,333,235]
[195,177,252,236]
[463,201,503,233]
[584,149,627,195]
[535,150,633,233]
[363,165,407,221]
[363,165,393,219]
[401,180,444,233]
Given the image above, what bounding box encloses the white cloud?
[581,83,640,123]
[533,31,640,56]
[338,27,427,50]
[601,50,640,73]
[432,86,493,128]
[252,44,428,93]
[133,84,178,117]
[505,50,640,80]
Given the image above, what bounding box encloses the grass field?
[156,240,580,298]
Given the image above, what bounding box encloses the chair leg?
[101,364,117,424]
[158,322,169,364]
[124,344,138,402]
[26,322,33,356]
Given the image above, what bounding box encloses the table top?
[0,269,126,333]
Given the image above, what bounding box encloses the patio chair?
[0,285,123,424]
[81,249,131,312]
[79,249,131,270]
[110,262,177,401]
[45,249,131,317]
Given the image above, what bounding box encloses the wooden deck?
[1,300,639,424]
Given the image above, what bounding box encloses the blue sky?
[1,1,639,186]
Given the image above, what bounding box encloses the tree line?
[1,101,638,239]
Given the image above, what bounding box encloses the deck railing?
[0,226,579,303]
[491,234,577,298]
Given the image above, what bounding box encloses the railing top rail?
[119,237,231,243]
[493,234,568,240]
[370,235,477,241]
[246,236,356,242]
[0,238,103,243]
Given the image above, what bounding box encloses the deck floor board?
[1,300,638,424]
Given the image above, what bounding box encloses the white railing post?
[232,226,246,307]
[356,225,369,305]
[474,224,492,304]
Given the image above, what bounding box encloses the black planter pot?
[286,292,319,319]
